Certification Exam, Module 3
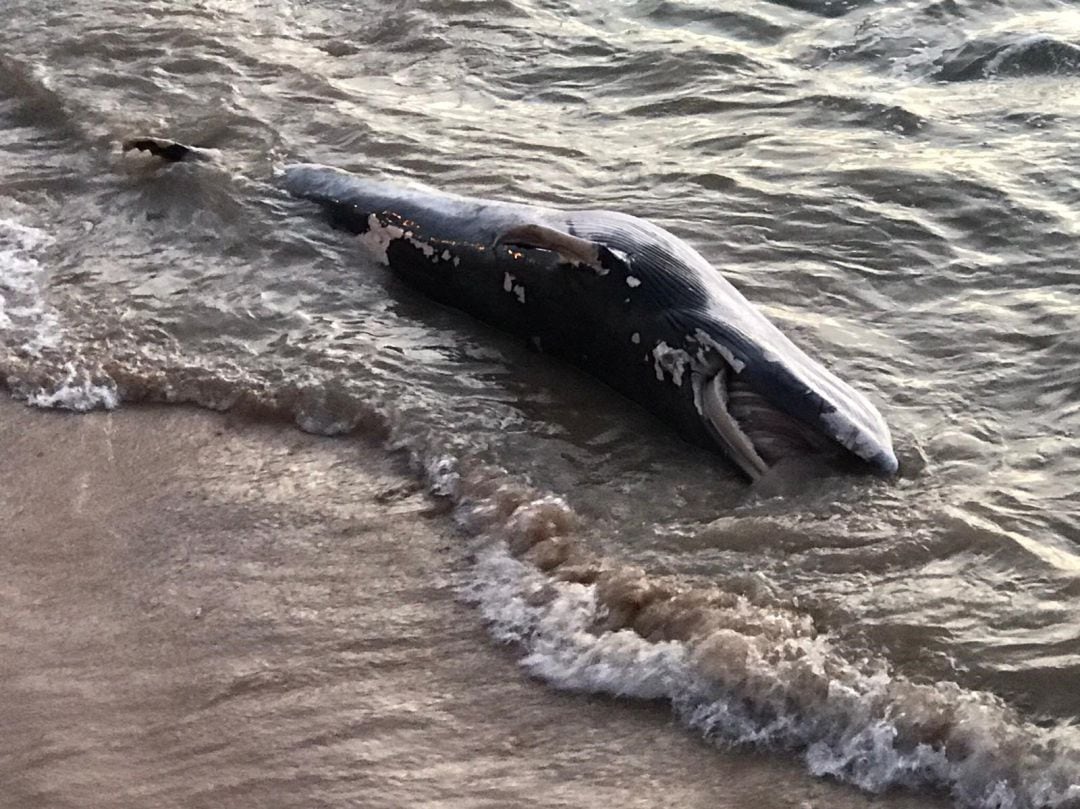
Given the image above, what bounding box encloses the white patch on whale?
[358,213,405,266]
[626,276,641,288]
[501,272,526,302]
[693,328,746,373]
[652,341,692,387]
[401,228,443,262]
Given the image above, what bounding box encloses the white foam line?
[23,362,119,412]
[0,215,61,355]
[460,530,1080,809]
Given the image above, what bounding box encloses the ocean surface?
[2,1,1079,807]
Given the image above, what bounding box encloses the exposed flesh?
[496,224,606,272]
[699,368,770,480]
[700,367,837,480]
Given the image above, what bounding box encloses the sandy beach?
[0,395,949,809]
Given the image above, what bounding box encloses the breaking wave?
[0,214,57,353]
[0,214,120,411]
[934,35,1080,82]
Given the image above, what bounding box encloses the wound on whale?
[124,137,898,481]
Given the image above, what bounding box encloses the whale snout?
[692,327,898,480]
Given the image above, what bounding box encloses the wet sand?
[0,395,944,809]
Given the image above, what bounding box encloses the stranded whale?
[124,138,898,480]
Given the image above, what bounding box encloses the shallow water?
[1,1,1079,807]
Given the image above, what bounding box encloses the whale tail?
[122,137,214,162]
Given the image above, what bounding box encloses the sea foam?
[453,476,1080,809]
[0,214,60,356]
[0,213,122,412]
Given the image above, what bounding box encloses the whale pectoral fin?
[496,224,626,274]
[696,369,770,481]
[122,137,212,163]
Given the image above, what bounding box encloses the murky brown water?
[2,2,1079,806]
[2,399,951,809]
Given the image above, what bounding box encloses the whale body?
[121,138,897,479]
[279,164,897,479]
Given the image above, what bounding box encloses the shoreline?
[0,395,944,809]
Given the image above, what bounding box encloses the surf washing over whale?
[124,137,896,481]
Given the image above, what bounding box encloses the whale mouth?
[698,366,837,481]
